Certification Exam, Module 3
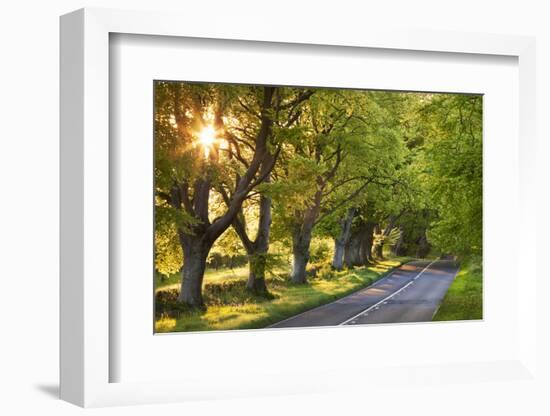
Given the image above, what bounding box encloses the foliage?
[156,280,275,319]
[155,258,410,332]
[420,95,483,255]
[433,256,483,321]
[153,80,483,317]
[373,226,401,251]
[154,224,182,277]
[309,238,332,263]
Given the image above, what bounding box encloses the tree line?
[154,82,482,307]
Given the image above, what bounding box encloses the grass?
[433,256,483,321]
[155,266,254,292]
[155,257,411,333]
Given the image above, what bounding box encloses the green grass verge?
[433,256,483,321]
[155,257,411,333]
[155,266,254,292]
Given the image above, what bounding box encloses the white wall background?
[0,1,548,415]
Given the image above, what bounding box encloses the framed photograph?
[60,8,537,407]
[150,79,482,334]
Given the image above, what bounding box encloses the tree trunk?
[344,232,361,267]
[231,168,273,295]
[291,247,309,284]
[372,224,384,259]
[177,234,212,307]
[165,86,286,308]
[291,184,322,284]
[371,214,400,260]
[246,253,268,294]
[360,222,376,264]
[416,229,430,258]
[332,208,356,270]
[344,220,375,267]
[291,225,313,284]
[392,226,405,256]
[245,192,271,294]
[374,243,383,259]
[332,242,346,271]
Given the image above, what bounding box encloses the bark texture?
[360,221,376,264]
[344,221,375,267]
[332,208,356,270]
[416,228,431,258]
[391,226,405,256]
[291,222,314,284]
[177,234,212,306]
[168,87,277,307]
[233,190,272,295]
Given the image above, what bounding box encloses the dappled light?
[154,80,482,332]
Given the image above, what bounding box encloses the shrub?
[155,280,277,318]
[309,239,332,263]
[155,289,198,318]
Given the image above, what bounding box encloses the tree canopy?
[154,81,482,307]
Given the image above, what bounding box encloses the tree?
[220,88,313,294]
[331,207,355,270]
[342,202,377,267]
[155,82,279,307]
[327,92,415,268]
[272,90,403,283]
[419,94,483,256]
[154,82,483,314]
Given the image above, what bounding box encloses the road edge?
[267,258,415,328]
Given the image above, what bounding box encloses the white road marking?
[339,259,438,326]
[267,260,412,328]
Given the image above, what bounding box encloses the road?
[269,259,459,329]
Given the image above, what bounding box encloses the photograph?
[153,81,483,333]
[1,0,541,413]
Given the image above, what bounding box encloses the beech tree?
[331,207,356,270]
[342,202,377,268]
[325,93,412,269]
[421,95,483,255]
[219,88,313,294]
[155,82,279,307]
[272,90,403,283]
[153,82,483,317]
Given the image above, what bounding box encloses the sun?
[198,125,216,147]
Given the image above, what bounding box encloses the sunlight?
[196,125,218,158]
[198,125,217,147]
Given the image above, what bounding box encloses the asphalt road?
[269,259,459,329]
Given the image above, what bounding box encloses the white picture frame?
[60,7,537,407]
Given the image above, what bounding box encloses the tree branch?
[315,176,399,226]
[207,87,276,242]
[156,190,172,205]
[278,89,315,110]
[323,144,342,182]
[238,97,261,119]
